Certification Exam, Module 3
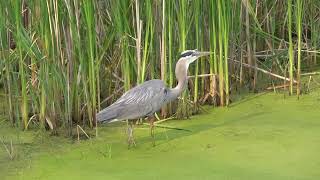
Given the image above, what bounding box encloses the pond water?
[1,91,320,180]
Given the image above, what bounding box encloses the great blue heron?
[97,49,211,146]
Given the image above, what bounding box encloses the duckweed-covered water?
[1,91,320,180]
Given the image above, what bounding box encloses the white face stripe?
[187,56,198,64]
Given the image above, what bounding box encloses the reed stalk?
[83,0,97,127]
[287,0,294,95]
[160,0,167,117]
[224,1,230,106]
[193,0,201,104]
[140,0,154,83]
[295,0,303,97]
[218,0,225,106]
[176,0,191,118]
[13,0,28,129]
[208,1,218,104]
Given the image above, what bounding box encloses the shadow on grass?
[134,111,268,147]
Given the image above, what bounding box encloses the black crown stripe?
[180,51,193,58]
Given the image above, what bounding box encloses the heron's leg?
[149,117,155,146]
[127,121,136,148]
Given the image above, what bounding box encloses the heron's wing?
[114,80,167,107]
[97,80,167,122]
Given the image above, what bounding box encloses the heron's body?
[96,49,211,146]
[97,79,170,122]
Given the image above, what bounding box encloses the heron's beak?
[195,51,213,58]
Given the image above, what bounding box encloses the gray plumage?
[96,49,211,123]
[97,80,169,122]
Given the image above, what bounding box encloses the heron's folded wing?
[114,80,166,106]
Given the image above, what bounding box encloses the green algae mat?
[1,92,320,180]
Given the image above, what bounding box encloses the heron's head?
[175,49,211,80]
[179,49,212,65]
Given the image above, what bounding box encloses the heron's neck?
[169,63,188,100]
[171,76,187,97]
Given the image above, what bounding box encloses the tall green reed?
[176,0,192,118]
[0,0,317,134]
[295,0,303,97]
[287,0,294,95]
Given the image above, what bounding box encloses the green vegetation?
[1,91,320,180]
[1,1,320,179]
[287,0,294,95]
[1,1,319,132]
[295,0,303,96]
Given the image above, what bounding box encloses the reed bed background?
[0,0,319,133]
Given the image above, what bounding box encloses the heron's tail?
[96,105,119,123]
